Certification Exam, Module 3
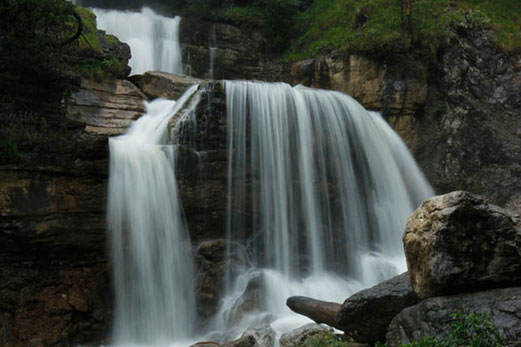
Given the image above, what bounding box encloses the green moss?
[396,311,503,347]
[0,139,19,162]
[284,0,521,61]
[214,6,264,27]
[74,57,124,81]
[73,6,103,52]
[296,332,353,347]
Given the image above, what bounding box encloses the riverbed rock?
[279,323,333,347]
[241,324,276,347]
[335,272,418,343]
[386,287,521,347]
[404,191,521,299]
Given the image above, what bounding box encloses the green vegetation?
[73,6,103,52]
[296,331,354,347]
[378,311,503,347]
[286,0,521,60]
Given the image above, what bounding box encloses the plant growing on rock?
[397,311,503,347]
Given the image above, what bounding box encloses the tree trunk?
[286,296,342,329]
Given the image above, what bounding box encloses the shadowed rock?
[335,272,418,344]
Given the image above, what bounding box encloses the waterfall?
[91,7,183,75]
[106,78,432,345]
[107,86,200,345]
[214,80,433,338]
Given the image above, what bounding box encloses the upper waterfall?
[91,7,183,75]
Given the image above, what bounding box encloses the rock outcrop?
[386,287,521,347]
[0,25,140,345]
[335,272,419,344]
[404,191,521,299]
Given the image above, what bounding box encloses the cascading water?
[92,7,183,75]
[107,87,200,345]
[210,80,433,339]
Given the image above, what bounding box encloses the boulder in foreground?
[335,272,418,344]
[404,191,521,299]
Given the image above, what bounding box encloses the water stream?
[91,7,183,75]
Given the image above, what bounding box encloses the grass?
[73,6,103,52]
[283,0,521,60]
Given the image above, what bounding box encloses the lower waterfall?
[107,81,433,346]
[107,87,199,345]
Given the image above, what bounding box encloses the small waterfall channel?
[91,7,183,75]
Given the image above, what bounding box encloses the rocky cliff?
[180,16,521,212]
[0,7,520,347]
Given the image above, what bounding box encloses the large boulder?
[386,287,521,347]
[335,272,418,344]
[404,191,521,299]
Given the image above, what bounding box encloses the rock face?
[335,272,419,344]
[413,26,521,212]
[386,287,521,347]
[404,191,521,299]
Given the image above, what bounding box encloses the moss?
[73,6,103,52]
[296,332,354,347]
[284,0,521,61]
[0,139,19,162]
[74,57,125,81]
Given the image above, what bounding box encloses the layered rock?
[0,26,141,345]
[386,287,521,347]
[404,191,521,299]
[335,272,418,344]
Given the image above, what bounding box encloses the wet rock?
[279,323,333,347]
[386,287,521,347]
[286,296,341,329]
[335,272,418,344]
[223,335,258,347]
[227,272,265,325]
[195,239,226,319]
[404,191,521,299]
[241,324,276,347]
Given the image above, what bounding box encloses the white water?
[211,81,433,340]
[92,7,182,75]
[107,87,199,346]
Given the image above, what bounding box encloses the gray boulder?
[279,323,332,347]
[335,272,418,343]
[404,191,521,299]
[386,287,521,347]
